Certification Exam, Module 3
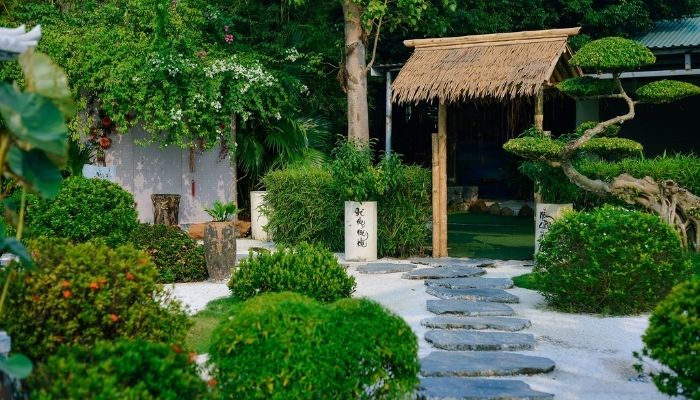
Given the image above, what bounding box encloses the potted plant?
[518,159,576,253]
[330,140,383,262]
[203,200,239,281]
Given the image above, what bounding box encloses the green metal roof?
[636,17,700,49]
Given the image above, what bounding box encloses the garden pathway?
[359,258,556,400]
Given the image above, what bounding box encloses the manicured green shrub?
[208,292,419,400]
[263,166,343,251]
[639,277,700,398]
[557,76,617,97]
[263,146,431,257]
[229,242,355,302]
[636,80,700,103]
[379,162,431,257]
[569,37,655,71]
[130,223,207,283]
[23,176,138,246]
[535,206,692,314]
[0,239,190,361]
[29,340,207,400]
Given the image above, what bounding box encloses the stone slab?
[427,300,515,316]
[425,277,514,290]
[403,266,486,280]
[425,330,535,351]
[417,377,553,400]
[357,263,416,274]
[426,287,519,303]
[421,316,531,331]
[411,257,496,268]
[421,351,555,377]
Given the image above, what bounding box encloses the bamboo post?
[431,133,440,257]
[534,87,544,131]
[438,102,448,257]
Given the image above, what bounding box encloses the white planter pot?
[535,203,573,254]
[344,201,377,262]
[250,191,269,241]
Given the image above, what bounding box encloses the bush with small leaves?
[636,79,700,103]
[557,76,617,97]
[570,37,655,71]
[535,206,692,314]
[638,277,700,399]
[131,223,207,283]
[0,239,191,361]
[29,340,207,400]
[208,292,419,399]
[229,242,356,302]
[23,176,138,246]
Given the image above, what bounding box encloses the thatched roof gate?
[391,28,582,257]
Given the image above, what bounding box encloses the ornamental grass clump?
[229,242,355,302]
[130,223,207,283]
[29,340,207,400]
[208,292,419,400]
[637,277,700,399]
[0,239,190,361]
[535,206,692,315]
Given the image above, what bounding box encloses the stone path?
[401,258,556,399]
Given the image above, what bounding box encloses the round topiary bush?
[29,340,207,400]
[229,242,356,302]
[639,277,700,398]
[534,206,692,314]
[131,223,207,283]
[0,239,191,361]
[24,176,138,246]
[208,292,419,399]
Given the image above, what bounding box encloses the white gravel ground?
[171,242,668,400]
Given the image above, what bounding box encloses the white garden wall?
[105,126,233,224]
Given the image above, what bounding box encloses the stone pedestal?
[250,191,269,241]
[344,201,377,262]
[203,221,236,281]
[535,203,573,253]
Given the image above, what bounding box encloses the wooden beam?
[438,102,448,257]
[404,27,581,48]
[431,133,439,257]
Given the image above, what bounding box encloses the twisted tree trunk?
[560,73,700,250]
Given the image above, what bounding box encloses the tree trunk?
[343,0,370,142]
[230,112,238,222]
[151,194,180,225]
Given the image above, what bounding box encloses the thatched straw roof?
[392,28,582,104]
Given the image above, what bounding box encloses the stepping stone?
[421,351,555,377]
[425,277,513,290]
[425,330,535,351]
[421,316,531,331]
[411,257,496,268]
[417,377,553,400]
[426,287,519,303]
[402,266,486,280]
[427,300,514,316]
[357,263,416,274]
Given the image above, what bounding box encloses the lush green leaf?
[557,76,618,97]
[0,353,33,379]
[7,146,62,199]
[0,83,68,157]
[18,50,76,118]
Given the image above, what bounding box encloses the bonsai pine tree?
[504,37,700,250]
